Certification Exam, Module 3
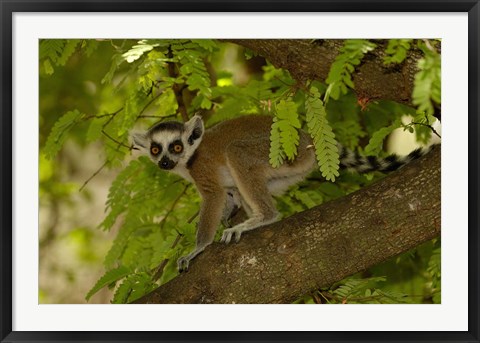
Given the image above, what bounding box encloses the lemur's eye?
[173,144,183,153]
[151,146,160,155]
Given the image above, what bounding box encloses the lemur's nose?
[159,156,176,170]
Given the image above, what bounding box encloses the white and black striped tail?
[338,144,437,173]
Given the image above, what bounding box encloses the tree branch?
[223,39,423,107]
[135,146,441,304]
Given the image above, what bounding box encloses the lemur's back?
[204,115,273,144]
[197,115,312,166]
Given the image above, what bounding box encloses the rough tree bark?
[224,39,422,107]
[135,146,440,304]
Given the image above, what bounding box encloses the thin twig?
[137,114,177,119]
[152,234,183,282]
[83,107,123,121]
[411,122,442,139]
[160,185,190,230]
[167,46,189,123]
[187,210,199,224]
[101,130,133,150]
[137,90,164,118]
[152,185,191,281]
[79,160,109,192]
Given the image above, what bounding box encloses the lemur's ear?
[131,131,148,152]
[184,114,204,146]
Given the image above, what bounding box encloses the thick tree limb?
[224,39,423,107]
[135,146,440,304]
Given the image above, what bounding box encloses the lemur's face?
[132,115,204,171]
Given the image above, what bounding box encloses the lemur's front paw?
[220,226,244,244]
[177,246,207,272]
[177,255,191,272]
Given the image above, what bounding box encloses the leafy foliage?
[325,39,377,100]
[44,110,84,160]
[269,99,301,167]
[412,40,441,116]
[112,272,157,303]
[86,265,131,301]
[40,39,441,304]
[383,39,413,65]
[427,243,441,304]
[40,39,92,75]
[305,87,340,181]
[364,119,402,156]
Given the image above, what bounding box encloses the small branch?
[83,107,123,121]
[152,234,183,282]
[411,121,442,139]
[187,210,199,224]
[101,130,132,150]
[152,185,190,281]
[160,185,190,230]
[167,47,189,123]
[79,160,109,192]
[137,114,178,120]
[137,90,164,119]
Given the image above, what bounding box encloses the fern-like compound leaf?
[269,99,301,168]
[412,40,441,116]
[86,116,109,143]
[383,39,413,65]
[103,219,139,270]
[305,87,340,182]
[269,120,286,168]
[122,40,157,63]
[57,39,81,66]
[112,272,156,304]
[364,119,402,156]
[325,39,377,101]
[44,109,83,160]
[86,265,131,301]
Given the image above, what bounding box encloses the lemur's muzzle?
[159,156,176,170]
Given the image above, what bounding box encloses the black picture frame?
[1,1,479,342]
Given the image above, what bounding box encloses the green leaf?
[412,112,437,144]
[86,265,131,301]
[293,190,318,209]
[384,39,413,65]
[364,119,402,156]
[117,91,145,136]
[269,99,301,167]
[191,39,218,52]
[305,87,340,182]
[43,59,54,75]
[155,89,178,116]
[269,121,286,168]
[325,40,377,100]
[102,54,124,84]
[412,40,441,115]
[122,40,157,63]
[86,116,109,143]
[57,39,80,66]
[103,218,139,269]
[39,39,80,73]
[83,39,99,57]
[39,39,65,63]
[331,276,386,302]
[44,110,84,160]
[112,272,157,304]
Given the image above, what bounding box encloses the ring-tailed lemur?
[132,115,436,271]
